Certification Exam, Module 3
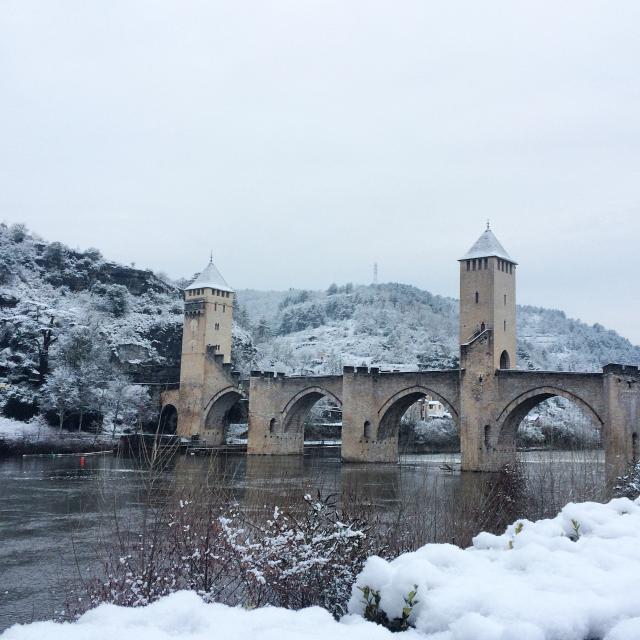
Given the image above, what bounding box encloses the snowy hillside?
[236,284,640,375]
[0,223,183,425]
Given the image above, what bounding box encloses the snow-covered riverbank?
[3,496,639,640]
[0,417,116,456]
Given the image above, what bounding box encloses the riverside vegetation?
[59,443,635,631]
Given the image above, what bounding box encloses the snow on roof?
[460,228,517,263]
[185,259,234,293]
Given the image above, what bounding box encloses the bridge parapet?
[603,363,639,376]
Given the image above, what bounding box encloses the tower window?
[504,294,507,305]
[475,291,479,304]
[214,322,220,330]
[472,259,476,271]
[223,304,226,312]
[483,258,488,269]
[504,320,507,331]
[363,420,372,439]
[466,260,470,271]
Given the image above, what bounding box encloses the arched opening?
[281,387,342,455]
[158,404,178,435]
[363,420,372,440]
[203,389,247,446]
[269,418,276,434]
[499,350,511,370]
[498,388,605,502]
[377,387,459,457]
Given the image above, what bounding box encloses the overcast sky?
[1,1,639,343]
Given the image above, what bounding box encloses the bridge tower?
[459,223,517,370]
[459,225,518,470]
[176,256,235,438]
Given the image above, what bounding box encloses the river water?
[0,449,607,631]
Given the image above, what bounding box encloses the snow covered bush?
[70,491,375,620]
[218,493,371,616]
[614,462,640,499]
[91,283,130,318]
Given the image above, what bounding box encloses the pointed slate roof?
[185,258,234,293]
[460,228,517,263]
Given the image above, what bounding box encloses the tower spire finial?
[209,250,213,264]
[486,219,490,231]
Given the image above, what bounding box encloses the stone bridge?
[161,228,640,479]
[246,366,461,460]
[242,354,639,476]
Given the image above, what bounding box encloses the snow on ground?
[0,416,62,441]
[0,416,116,449]
[1,592,415,640]
[350,497,640,640]
[3,497,640,640]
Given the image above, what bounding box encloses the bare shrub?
[66,477,376,619]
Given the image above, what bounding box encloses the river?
[0,449,607,631]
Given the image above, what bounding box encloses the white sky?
[1,1,639,344]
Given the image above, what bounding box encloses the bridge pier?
[603,365,640,479]
[247,372,343,456]
[459,330,508,472]
[341,366,398,463]
[247,372,302,455]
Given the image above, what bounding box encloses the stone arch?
[159,404,178,435]
[496,386,604,449]
[203,386,246,445]
[377,385,459,442]
[281,386,342,435]
[500,350,511,370]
